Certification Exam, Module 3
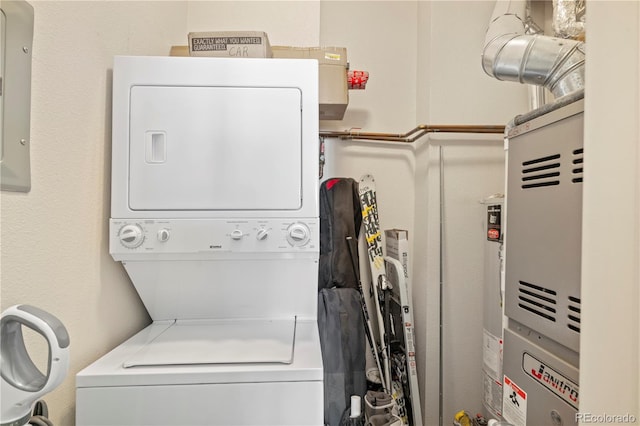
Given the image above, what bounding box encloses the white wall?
[425,1,528,125]
[0,2,187,424]
[414,136,507,425]
[416,2,527,424]
[319,1,418,133]
[318,0,419,229]
[186,1,321,46]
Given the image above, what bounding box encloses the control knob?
[118,224,144,248]
[286,223,311,247]
[157,229,170,242]
[256,228,269,241]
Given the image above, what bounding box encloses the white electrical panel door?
[128,86,302,211]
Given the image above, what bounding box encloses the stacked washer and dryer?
[76,56,323,425]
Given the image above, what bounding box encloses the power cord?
[29,400,54,426]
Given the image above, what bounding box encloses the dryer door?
[128,86,302,211]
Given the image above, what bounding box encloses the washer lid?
[123,318,296,368]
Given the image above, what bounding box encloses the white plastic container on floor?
[487,420,515,426]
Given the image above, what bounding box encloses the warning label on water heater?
[487,204,502,242]
[502,375,527,426]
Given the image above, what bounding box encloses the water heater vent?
[567,296,581,333]
[518,280,557,322]
[521,154,561,189]
[572,149,584,183]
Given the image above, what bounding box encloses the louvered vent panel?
[518,280,557,322]
[521,154,561,189]
[567,296,581,333]
[572,148,584,183]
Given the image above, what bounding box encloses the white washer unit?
[76,56,322,425]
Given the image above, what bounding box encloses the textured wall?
[187,0,320,46]
[0,2,187,424]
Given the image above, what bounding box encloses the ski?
[358,174,392,393]
[384,231,423,426]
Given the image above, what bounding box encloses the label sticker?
[523,352,579,409]
[482,329,503,381]
[483,371,503,417]
[503,375,527,426]
[487,204,502,242]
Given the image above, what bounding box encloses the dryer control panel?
[110,219,318,260]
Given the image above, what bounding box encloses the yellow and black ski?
[358,174,392,393]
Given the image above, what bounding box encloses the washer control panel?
[110,219,318,254]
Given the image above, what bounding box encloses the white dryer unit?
[76,56,322,425]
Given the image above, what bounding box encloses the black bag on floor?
[318,287,367,426]
[318,177,362,290]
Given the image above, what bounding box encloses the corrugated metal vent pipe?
[482,0,585,98]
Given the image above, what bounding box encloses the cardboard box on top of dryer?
[188,31,272,58]
[272,46,349,120]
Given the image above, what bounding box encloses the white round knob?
[230,229,243,240]
[119,224,144,248]
[157,229,170,242]
[286,223,310,247]
[256,228,269,241]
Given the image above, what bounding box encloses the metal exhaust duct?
[482,0,585,98]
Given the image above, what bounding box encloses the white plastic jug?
[487,420,515,426]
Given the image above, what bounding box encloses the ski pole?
[346,236,387,393]
[378,273,393,392]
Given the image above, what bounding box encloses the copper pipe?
[319,124,505,143]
